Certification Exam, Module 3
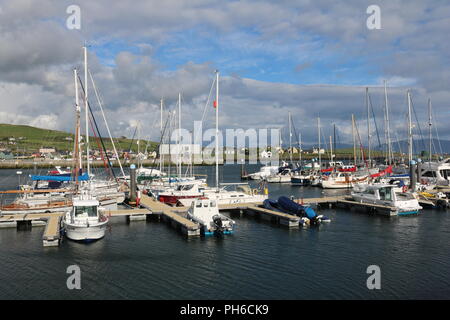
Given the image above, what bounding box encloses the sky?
[0,0,449,148]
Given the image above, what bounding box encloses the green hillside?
[0,123,158,154]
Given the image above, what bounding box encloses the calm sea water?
[0,165,449,299]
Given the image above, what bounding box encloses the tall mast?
[73,68,81,185]
[366,87,371,167]
[83,45,90,178]
[428,98,432,163]
[329,135,333,165]
[333,123,336,154]
[318,117,321,170]
[384,80,392,165]
[299,133,302,167]
[178,92,182,178]
[288,112,293,164]
[407,90,413,164]
[160,98,164,173]
[352,114,356,165]
[215,70,219,190]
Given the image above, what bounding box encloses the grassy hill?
[0,123,158,154]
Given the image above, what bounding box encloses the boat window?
[367,189,375,195]
[196,202,202,208]
[379,187,392,201]
[396,192,414,200]
[422,171,436,177]
[75,205,97,217]
[440,169,450,179]
[210,201,216,207]
[203,202,209,207]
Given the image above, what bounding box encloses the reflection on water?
[0,166,449,299]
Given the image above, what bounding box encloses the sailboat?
[62,47,109,241]
[204,70,268,204]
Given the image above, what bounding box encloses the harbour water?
[0,165,449,299]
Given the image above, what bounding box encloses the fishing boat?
[351,184,422,215]
[63,193,109,241]
[187,198,235,236]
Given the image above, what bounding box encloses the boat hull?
[64,220,108,241]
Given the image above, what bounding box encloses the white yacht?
[248,165,279,180]
[420,158,450,186]
[203,184,268,205]
[351,184,422,215]
[266,168,292,183]
[321,172,368,189]
[187,198,235,236]
[63,195,109,242]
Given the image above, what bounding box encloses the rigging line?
[409,95,426,152]
[88,69,131,177]
[368,93,381,149]
[146,107,174,178]
[431,107,444,156]
[77,74,117,181]
[368,93,382,149]
[353,119,369,170]
[193,76,216,144]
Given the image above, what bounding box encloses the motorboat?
[420,158,450,186]
[187,198,235,236]
[248,165,279,180]
[351,184,422,215]
[63,194,109,241]
[157,181,204,205]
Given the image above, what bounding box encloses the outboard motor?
[212,215,224,235]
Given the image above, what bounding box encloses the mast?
[160,98,164,173]
[333,124,336,155]
[289,112,293,164]
[407,90,413,164]
[428,98,432,163]
[366,87,371,167]
[299,133,302,167]
[352,114,356,165]
[384,80,392,165]
[329,135,333,167]
[215,70,219,191]
[83,45,90,178]
[73,68,81,185]
[178,92,182,178]
[318,117,321,170]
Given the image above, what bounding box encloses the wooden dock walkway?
[139,195,200,236]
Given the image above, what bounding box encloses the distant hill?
[375,139,450,155]
[0,123,158,154]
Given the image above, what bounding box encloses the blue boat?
[264,196,331,225]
